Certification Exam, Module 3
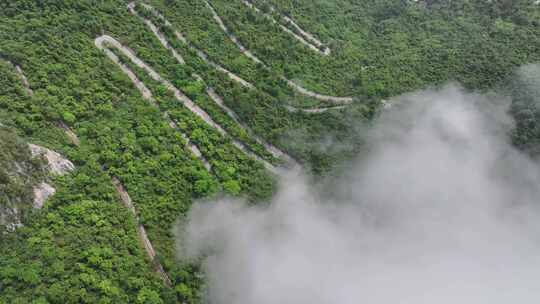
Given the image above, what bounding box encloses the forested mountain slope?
[1,0,539,303]
[0,127,47,231]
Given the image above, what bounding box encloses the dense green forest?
[1,0,540,303]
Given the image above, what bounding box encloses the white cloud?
[181,84,540,304]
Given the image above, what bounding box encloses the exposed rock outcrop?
[33,182,56,209]
[28,144,75,176]
[27,144,74,209]
[0,130,74,230]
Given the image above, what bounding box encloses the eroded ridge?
[111,177,172,286]
[1,59,34,96]
[14,65,34,96]
[204,1,353,105]
[58,121,81,146]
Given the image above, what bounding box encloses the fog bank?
[181,85,540,304]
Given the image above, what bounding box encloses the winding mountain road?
[205,1,353,105]
[128,2,253,89]
[135,2,352,109]
[240,0,331,56]
[205,85,296,164]
[128,3,298,166]
[95,35,283,173]
[95,35,213,170]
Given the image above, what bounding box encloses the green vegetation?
[1,0,540,303]
[506,64,540,157]
[210,0,540,96]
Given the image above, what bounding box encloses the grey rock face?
[27,144,74,209]
[32,182,56,209]
[28,144,75,176]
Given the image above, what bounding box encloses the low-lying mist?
[179,84,540,304]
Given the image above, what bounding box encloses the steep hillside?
[1,0,539,303]
[0,127,47,231]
